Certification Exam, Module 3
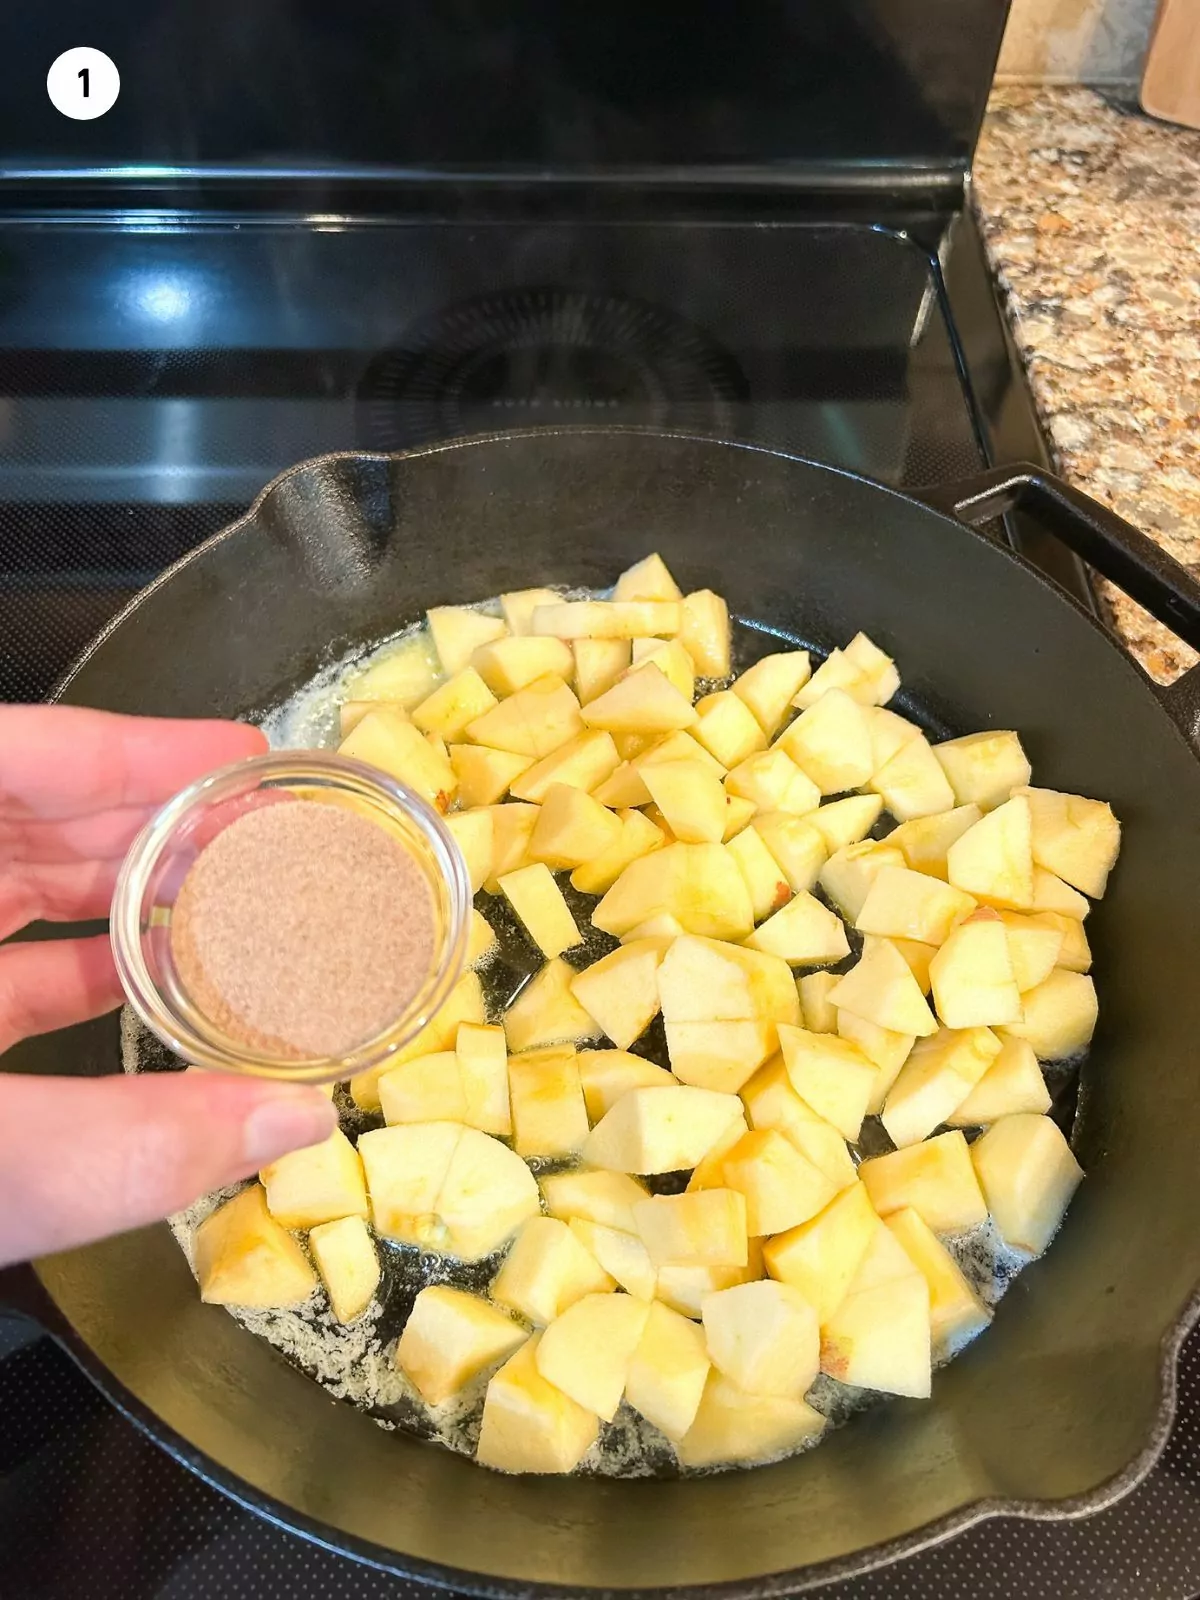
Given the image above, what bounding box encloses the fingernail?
[242,1090,338,1167]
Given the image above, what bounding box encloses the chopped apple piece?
[859,1130,988,1233]
[806,794,884,852]
[725,749,821,817]
[933,731,1031,812]
[1016,786,1122,898]
[338,699,383,737]
[724,795,758,839]
[819,840,906,921]
[625,1300,711,1440]
[794,648,874,709]
[702,1278,819,1399]
[692,690,768,768]
[584,1084,743,1174]
[378,1050,466,1126]
[726,823,793,921]
[676,1372,825,1468]
[884,1208,990,1355]
[1000,969,1097,1059]
[308,1215,380,1324]
[508,1045,589,1158]
[740,1057,857,1191]
[799,971,839,1033]
[655,1243,765,1320]
[509,730,621,805]
[1042,910,1092,972]
[1032,866,1091,919]
[745,890,850,965]
[445,808,494,894]
[467,673,583,759]
[753,812,827,893]
[658,935,799,1027]
[339,707,457,812]
[886,936,937,994]
[720,1127,838,1234]
[577,1049,674,1122]
[398,1286,527,1405]
[930,911,1023,1028]
[532,599,682,640]
[635,1189,749,1267]
[679,589,731,675]
[504,957,599,1053]
[526,784,621,869]
[570,807,664,895]
[411,668,497,742]
[478,804,538,894]
[260,1128,368,1230]
[594,729,726,808]
[580,661,697,735]
[350,970,485,1111]
[972,1113,1083,1254]
[888,804,983,880]
[871,733,956,821]
[573,638,633,704]
[456,1022,511,1135]
[778,1025,877,1142]
[775,688,874,794]
[820,1225,931,1397]
[881,1027,1002,1147]
[996,910,1064,992]
[630,638,696,701]
[837,1010,914,1113]
[570,938,666,1050]
[763,1182,879,1324]
[948,1036,1050,1125]
[643,760,727,843]
[471,636,575,696]
[427,606,508,674]
[536,1292,651,1420]
[354,1121,460,1246]
[449,744,534,808]
[541,1169,650,1233]
[732,650,813,736]
[477,1334,599,1474]
[869,706,923,771]
[501,587,561,637]
[844,632,901,703]
[666,1020,776,1092]
[437,1127,545,1261]
[828,938,938,1037]
[591,842,683,934]
[595,842,754,941]
[685,1113,750,1190]
[351,635,443,710]
[614,551,683,602]
[947,794,1034,910]
[856,865,975,946]
[195,1184,318,1308]
[492,1217,615,1324]
[499,862,581,959]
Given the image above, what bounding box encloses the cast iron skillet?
[4,427,1200,1596]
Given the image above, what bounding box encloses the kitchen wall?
[997,0,1159,82]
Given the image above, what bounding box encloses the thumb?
[0,1070,339,1267]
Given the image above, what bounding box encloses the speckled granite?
[975,85,1200,683]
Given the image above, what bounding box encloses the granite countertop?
[974,85,1200,683]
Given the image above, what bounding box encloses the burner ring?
[356,287,747,450]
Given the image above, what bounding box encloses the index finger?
[0,705,268,820]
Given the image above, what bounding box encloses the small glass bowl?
[111,751,472,1084]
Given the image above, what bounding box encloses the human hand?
[0,706,337,1268]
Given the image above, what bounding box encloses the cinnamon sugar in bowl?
[111,752,471,1083]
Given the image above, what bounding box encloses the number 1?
[78,67,90,98]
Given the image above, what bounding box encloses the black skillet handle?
[917,462,1200,745]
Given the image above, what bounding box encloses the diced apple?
[881,1026,1002,1147]
[477,1334,598,1474]
[471,636,574,696]
[467,674,583,759]
[351,634,443,710]
[676,1372,825,1467]
[794,648,873,709]
[500,863,582,959]
[745,891,849,965]
[871,733,956,821]
[643,760,727,844]
[844,632,901,703]
[763,1182,878,1324]
[378,1050,465,1125]
[661,935,800,1027]
[573,638,633,704]
[350,970,485,1111]
[1032,866,1091,919]
[947,795,1034,910]
[726,823,793,922]
[569,1217,658,1300]
[492,1217,615,1324]
[445,808,494,895]
[664,843,758,941]
[397,1285,527,1406]
[740,1057,857,1191]
[526,784,621,870]
[479,802,539,892]
[570,807,664,895]
[584,1085,743,1174]
[630,637,696,701]
[869,706,923,772]
[427,606,507,674]
[685,1113,750,1190]
[724,795,758,839]
[837,1010,914,1113]
[679,589,731,675]
[412,668,497,742]
[509,730,621,805]
[614,551,683,603]
[884,1208,990,1355]
[692,691,767,768]
[501,587,561,637]
[725,749,821,817]
[666,1020,776,1092]
[702,1278,819,1402]
[259,1128,368,1230]
[856,865,975,946]
[532,599,682,641]
[753,812,827,893]
[507,1044,589,1158]
[594,729,726,808]
[591,843,684,934]
[888,804,984,881]
[353,1121,460,1246]
[570,938,666,1051]
[1042,910,1092,972]
[859,1130,988,1233]
[625,1300,710,1440]
[504,958,598,1053]
[806,794,884,852]
[339,707,457,812]
[997,910,1064,992]
[449,744,534,808]
[828,938,938,1037]
[655,1243,765,1320]
[820,1225,931,1397]
[819,840,906,921]
[934,731,1031,812]
[947,1036,1050,1124]
[455,1022,510,1135]
[437,1127,545,1261]
[732,651,813,737]
[308,1215,380,1324]
[799,972,839,1033]
[195,1184,318,1308]
[720,1128,838,1234]
[774,688,873,795]
[930,911,1023,1028]
[536,1292,651,1420]
[1016,786,1121,898]
[635,1189,749,1267]
[778,1025,877,1142]
[580,661,697,735]
[577,1049,674,1121]
[971,1113,1083,1254]
[886,936,937,994]
[1000,968,1097,1059]
[338,699,383,737]
[541,1169,650,1232]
